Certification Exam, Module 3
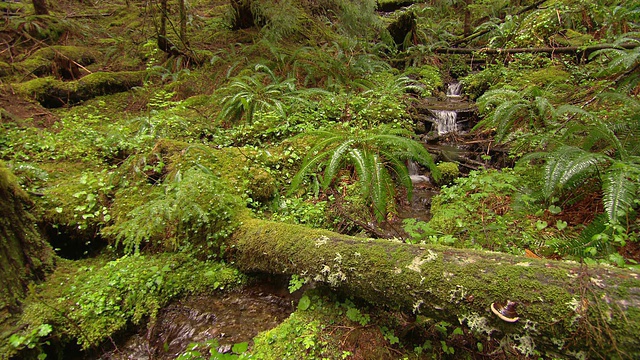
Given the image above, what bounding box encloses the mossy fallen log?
[0,162,54,324]
[231,218,640,359]
[12,71,145,108]
[433,43,638,59]
[11,45,100,79]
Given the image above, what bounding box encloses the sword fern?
[289,126,439,222]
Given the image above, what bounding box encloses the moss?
[436,161,459,186]
[517,66,572,88]
[404,65,443,97]
[0,162,55,327]
[0,62,11,77]
[247,167,277,202]
[13,71,146,108]
[9,254,244,354]
[550,29,594,47]
[232,218,640,357]
[12,46,100,77]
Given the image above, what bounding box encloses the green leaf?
[548,205,562,215]
[535,220,548,230]
[556,220,567,231]
[232,342,248,354]
[603,168,637,223]
[298,295,311,311]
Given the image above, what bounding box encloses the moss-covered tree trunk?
[231,218,640,358]
[0,162,54,323]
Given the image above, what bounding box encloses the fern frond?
[368,153,392,223]
[603,166,638,223]
[542,146,607,199]
[379,148,413,200]
[288,150,332,194]
[493,101,528,142]
[348,148,371,194]
[322,139,355,189]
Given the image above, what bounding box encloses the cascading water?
[407,159,429,184]
[430,82,463,135]
[446,82,462,98]
[432,110,458,135]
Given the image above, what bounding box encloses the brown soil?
[558,189,604,226]
[0,90,58,128]
[619,240,640,264]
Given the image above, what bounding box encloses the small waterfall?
[446,82,462,97]
[432,110,458,135]
[407,159,419,175]
[407,160,430,184]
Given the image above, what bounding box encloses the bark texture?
[231,0,254,30]
[231,218,640,359]
[0,162,54,323]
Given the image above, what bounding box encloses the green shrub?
[103,167,243,255]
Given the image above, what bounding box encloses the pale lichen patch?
[459,312,497,338]
[590,277,605,288]
[515,262,531,267]
[449,285,467,303]
[315,235,329,247]
[512,334,537,357]
[406,251,437,273]
[413,299,424,314]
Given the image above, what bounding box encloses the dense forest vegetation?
[1,0,639,358]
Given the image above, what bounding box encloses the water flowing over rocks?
[100,283,295,360]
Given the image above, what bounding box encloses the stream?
[97,281,296,359]
[380,81,480,237]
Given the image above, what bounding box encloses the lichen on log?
[231,218,640,358]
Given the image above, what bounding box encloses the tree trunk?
[463,0,472,37]
[179,0,188,46]
[231,218,640,358]
[0,163,54,323]
[230,0,255,30]
[386,11,417,50]
[32,0,49,16]
[14,71,146,108]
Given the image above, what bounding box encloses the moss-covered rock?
[435,161,459,186]
[8,254,244,356]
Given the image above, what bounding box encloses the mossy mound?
[0,162,55,324]
[6,254,244,357]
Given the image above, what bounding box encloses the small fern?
[217,64,327,124]
[603,165,639,222]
